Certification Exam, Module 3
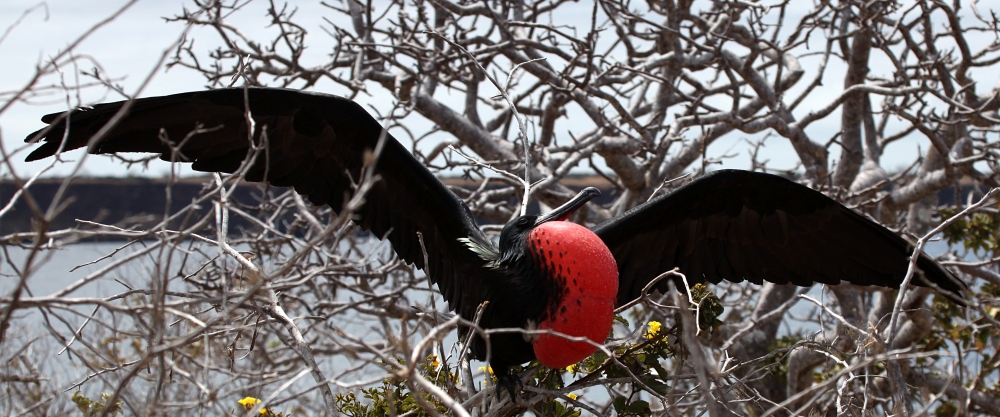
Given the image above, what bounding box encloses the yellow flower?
[567,393,578,400]
[477,365,494,376]
[565,364,576,373]
[239,397,261,410]
[646,321,662,339]
[260,408,269,415]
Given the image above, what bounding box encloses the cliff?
[0,177,265,236]
[0,176,616,237]
[1,175,981,237]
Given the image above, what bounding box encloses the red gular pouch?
[528,221,619,368]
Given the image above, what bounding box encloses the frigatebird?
[25,88,967,399]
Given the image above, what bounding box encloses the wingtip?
[929,282,968,307]
[24,142,58,162]
[915,262,968,307]
[936,280,969,308]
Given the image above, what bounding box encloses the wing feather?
[592,170,967,306]
[25,88,493,318]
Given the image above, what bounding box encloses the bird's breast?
[528,221,618,368]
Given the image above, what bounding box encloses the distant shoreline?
[1,175,983,238]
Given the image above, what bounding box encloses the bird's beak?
[535,187,601,225]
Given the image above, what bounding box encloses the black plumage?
[594,171,965,306]
[24,87,967,396]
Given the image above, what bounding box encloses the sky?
[2,0,203,177]
[2,0,992,180]
[2,0,369,178]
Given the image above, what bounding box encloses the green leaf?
[627,400,651,416]
[613,396,627,414]
[638,375,670,395]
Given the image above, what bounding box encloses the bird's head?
[495,187,601,266]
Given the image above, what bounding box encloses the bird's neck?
[463,233,564,327]
[493,239,564,326]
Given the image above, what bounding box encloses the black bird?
[24,88,967,399]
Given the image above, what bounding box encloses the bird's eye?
[518,217,531,226]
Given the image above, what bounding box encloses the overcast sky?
[3,0,988,180]
[2,0,367,178]
[3,0,198,177]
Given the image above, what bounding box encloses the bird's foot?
[495,372,524,403]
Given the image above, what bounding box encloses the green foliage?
[535,399,583,417]
[334,354,585,416]
[761,335,802,387]
[569,318,678,405]
[334,355,453,417]
[914,215,998,368]
[563,288,726,414]
[939,207,999,254]
[926,289,999,355]
[330,290,722,417]
[690,284,725,337]
[613,396,651,416]
[71,392,123,417]
[517,365,585,416]
[632,332,676,393]
[935,401,958,417]
[576,349,610,375]
[336,384,445,417]
[526,364,563,390]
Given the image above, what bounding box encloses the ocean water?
[0,239,467,413]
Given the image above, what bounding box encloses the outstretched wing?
[25,87,492,316]
[592,170,967,306]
